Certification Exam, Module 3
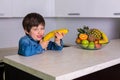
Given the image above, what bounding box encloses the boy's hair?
[22,13,45,32]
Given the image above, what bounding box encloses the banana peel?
[99,31,109,44]
[43,28,69,41]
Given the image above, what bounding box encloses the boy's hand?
[54,32,64,46]
[55,32,64,39]
[40,40,49,50]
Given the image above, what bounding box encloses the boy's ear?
[24,30,29,34]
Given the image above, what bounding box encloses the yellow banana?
[99,31,109,44]
[43,28,69,41]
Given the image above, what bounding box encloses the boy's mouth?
[37,35,43,39]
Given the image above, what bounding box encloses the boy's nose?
[38,30,43,34]
[38,31,41,34]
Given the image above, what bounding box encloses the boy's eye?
[33,28,38,30]
[32,26,45,31]
[41,27,45,30]
[32,27,38,31]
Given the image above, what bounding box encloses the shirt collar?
[26,34,39,43]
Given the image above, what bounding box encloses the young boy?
[18,13,64,56]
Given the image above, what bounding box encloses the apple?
[81,40,89,48]
[95,43,102,49]
[88,41,95,49]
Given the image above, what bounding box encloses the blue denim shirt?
[18,35,63,56]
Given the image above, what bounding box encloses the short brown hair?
[22,13,45,32]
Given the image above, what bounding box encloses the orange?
[79,34,88,40]
[76,38,81,44]
[94,40,99,44]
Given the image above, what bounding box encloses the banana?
[43,28,69,41]
[99,31,109,44]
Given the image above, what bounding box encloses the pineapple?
[88,28,102,41]
[77,26,89,34]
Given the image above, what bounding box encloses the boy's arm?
[54,32,64,46]
[18,40,44,56]
[54,38,61,46]
[47,40,63,51]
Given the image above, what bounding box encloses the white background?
[0,17,120,48]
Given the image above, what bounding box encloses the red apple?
[95,44,102,49]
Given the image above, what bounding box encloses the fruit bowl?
[77,42,109,50]
[75,26,109,50]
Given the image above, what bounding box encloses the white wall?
[0,17,120,48]
[55,18,120,45]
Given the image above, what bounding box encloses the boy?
[18,13,64,56]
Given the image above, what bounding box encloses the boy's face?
[26,24,45,41]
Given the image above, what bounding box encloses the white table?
[3,39,120,80]
[0,47,17,62]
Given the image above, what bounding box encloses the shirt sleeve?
[18,38,44,56]
[47,39,64,51]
